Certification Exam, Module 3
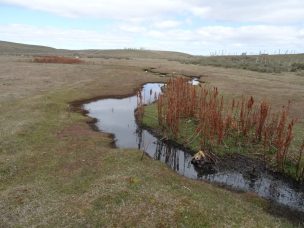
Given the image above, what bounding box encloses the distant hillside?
[79,49,192,60]
[0,41,71,55]
[0,40,193,60]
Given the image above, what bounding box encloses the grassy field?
[179,54,304,73]
[0,49,303,226]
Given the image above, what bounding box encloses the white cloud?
[190,6,211,18]
[0,24,133,49]
[0,0,188,19]
[190,0,304,24]
[195,25,303,47]
[1,0,304,23]
[118,24,146,33]
[1,0,304,55]
[153,20,181,29]
[1,23,303,55]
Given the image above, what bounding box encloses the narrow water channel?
[84,80,304,213]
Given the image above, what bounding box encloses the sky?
[0,0,304,55]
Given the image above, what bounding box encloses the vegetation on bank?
[33,56,83,64]
[178,54,304,73]
[138,78,304,181]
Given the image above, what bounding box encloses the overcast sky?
[0,0,304,55]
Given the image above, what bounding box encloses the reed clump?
[33,56,83,64]
[139,77,303,179]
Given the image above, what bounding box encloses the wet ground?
[84,80,304,214]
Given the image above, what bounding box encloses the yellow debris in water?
[193,150,206,161]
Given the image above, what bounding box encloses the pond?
[84,80,304,214]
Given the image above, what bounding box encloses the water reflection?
[137,128,198,179]
[203,172,304,212]
[84,83,163,148]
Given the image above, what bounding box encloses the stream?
[84,80,304,214]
